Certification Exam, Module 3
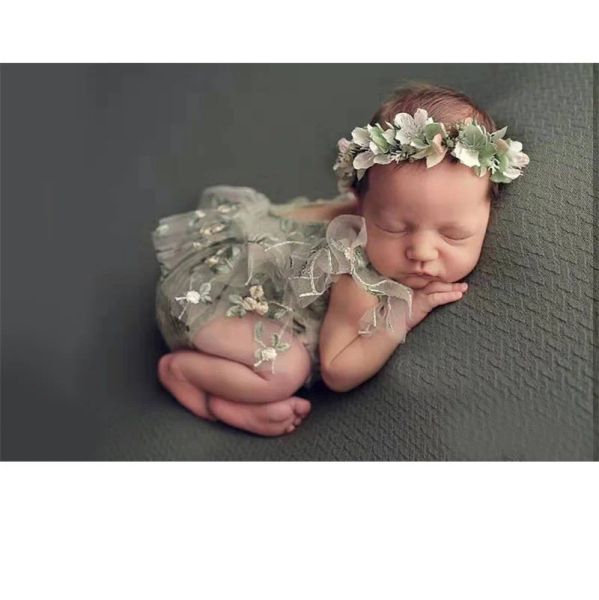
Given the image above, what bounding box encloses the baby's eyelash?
[376,223,406,234]
[376,222,471,240]
[442,232,471,240]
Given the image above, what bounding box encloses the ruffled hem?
[285,213,414,343]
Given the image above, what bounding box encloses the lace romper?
[151,185,413,388]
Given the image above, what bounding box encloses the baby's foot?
[157,354,216,422]
[207,395,312,437]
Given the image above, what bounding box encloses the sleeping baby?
[151,81,529,436]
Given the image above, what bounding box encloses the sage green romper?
[151,185,413,389]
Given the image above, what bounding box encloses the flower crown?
[333,108,530,193]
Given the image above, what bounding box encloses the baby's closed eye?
[375,222,472,240]
[440,228,473,241]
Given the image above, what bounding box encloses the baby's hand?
[406,281,468,332]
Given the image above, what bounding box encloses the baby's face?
[357,160,491,289]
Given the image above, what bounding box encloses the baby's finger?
[424,281,468,294]
[427,290,464,308]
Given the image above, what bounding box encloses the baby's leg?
[157,314,312,436]
[158,351,311,436]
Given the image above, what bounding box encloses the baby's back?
[273,194,358,224]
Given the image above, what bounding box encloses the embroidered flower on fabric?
[186,210,208,230]
[226,284,269,317]
[200,222,228,236]
[216,202,238,214]
[174,279,212,320]
[252,321,291,373]
[203,245,241,273]
[176,290,201,305]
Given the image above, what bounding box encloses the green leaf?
[478,145,496,165]
[462,124,486,149]
[228,294,243,305]
[423,122,444,141]
[490,171,512,184]
[254,321,264,339]
[410,138,429,150]
[497,154,509,171]
[369,127,390,152]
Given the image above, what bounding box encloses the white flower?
[452,141,481,167]
[425,132,448,168]
[261,347,278,361]
[241,297,259,311]
[373,154,394,165]
[200,222,227,236]
[495,138,530,181]
[382,127,396,145]
[156,224,169,235]
[353,149,376,170]
[505,140,530,169]
[249,285,265,300]
[393,108,431,145]
[175,290,200,304]
[254,301,269,316]
[351,127,371,147]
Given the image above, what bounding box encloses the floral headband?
[333,108,530,193]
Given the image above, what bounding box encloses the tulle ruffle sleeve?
[289,214,414,343]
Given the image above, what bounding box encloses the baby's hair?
[353,81,501,203]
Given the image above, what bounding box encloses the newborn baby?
[152,82,529,436]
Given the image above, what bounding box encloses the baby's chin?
[395,274,443,289]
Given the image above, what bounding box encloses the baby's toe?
[294,398,311,418]
[264,401,295,423]
[291,397,311,426]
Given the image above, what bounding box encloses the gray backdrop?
[1,64,595,460]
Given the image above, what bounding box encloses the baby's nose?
[406,245,438,262]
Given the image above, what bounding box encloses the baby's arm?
[319,274,404,392]
[319,276,468,392]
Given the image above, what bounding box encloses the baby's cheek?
[366,239,397,273]
[444,245,482,279]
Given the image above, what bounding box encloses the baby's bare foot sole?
[207,395,312,437]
